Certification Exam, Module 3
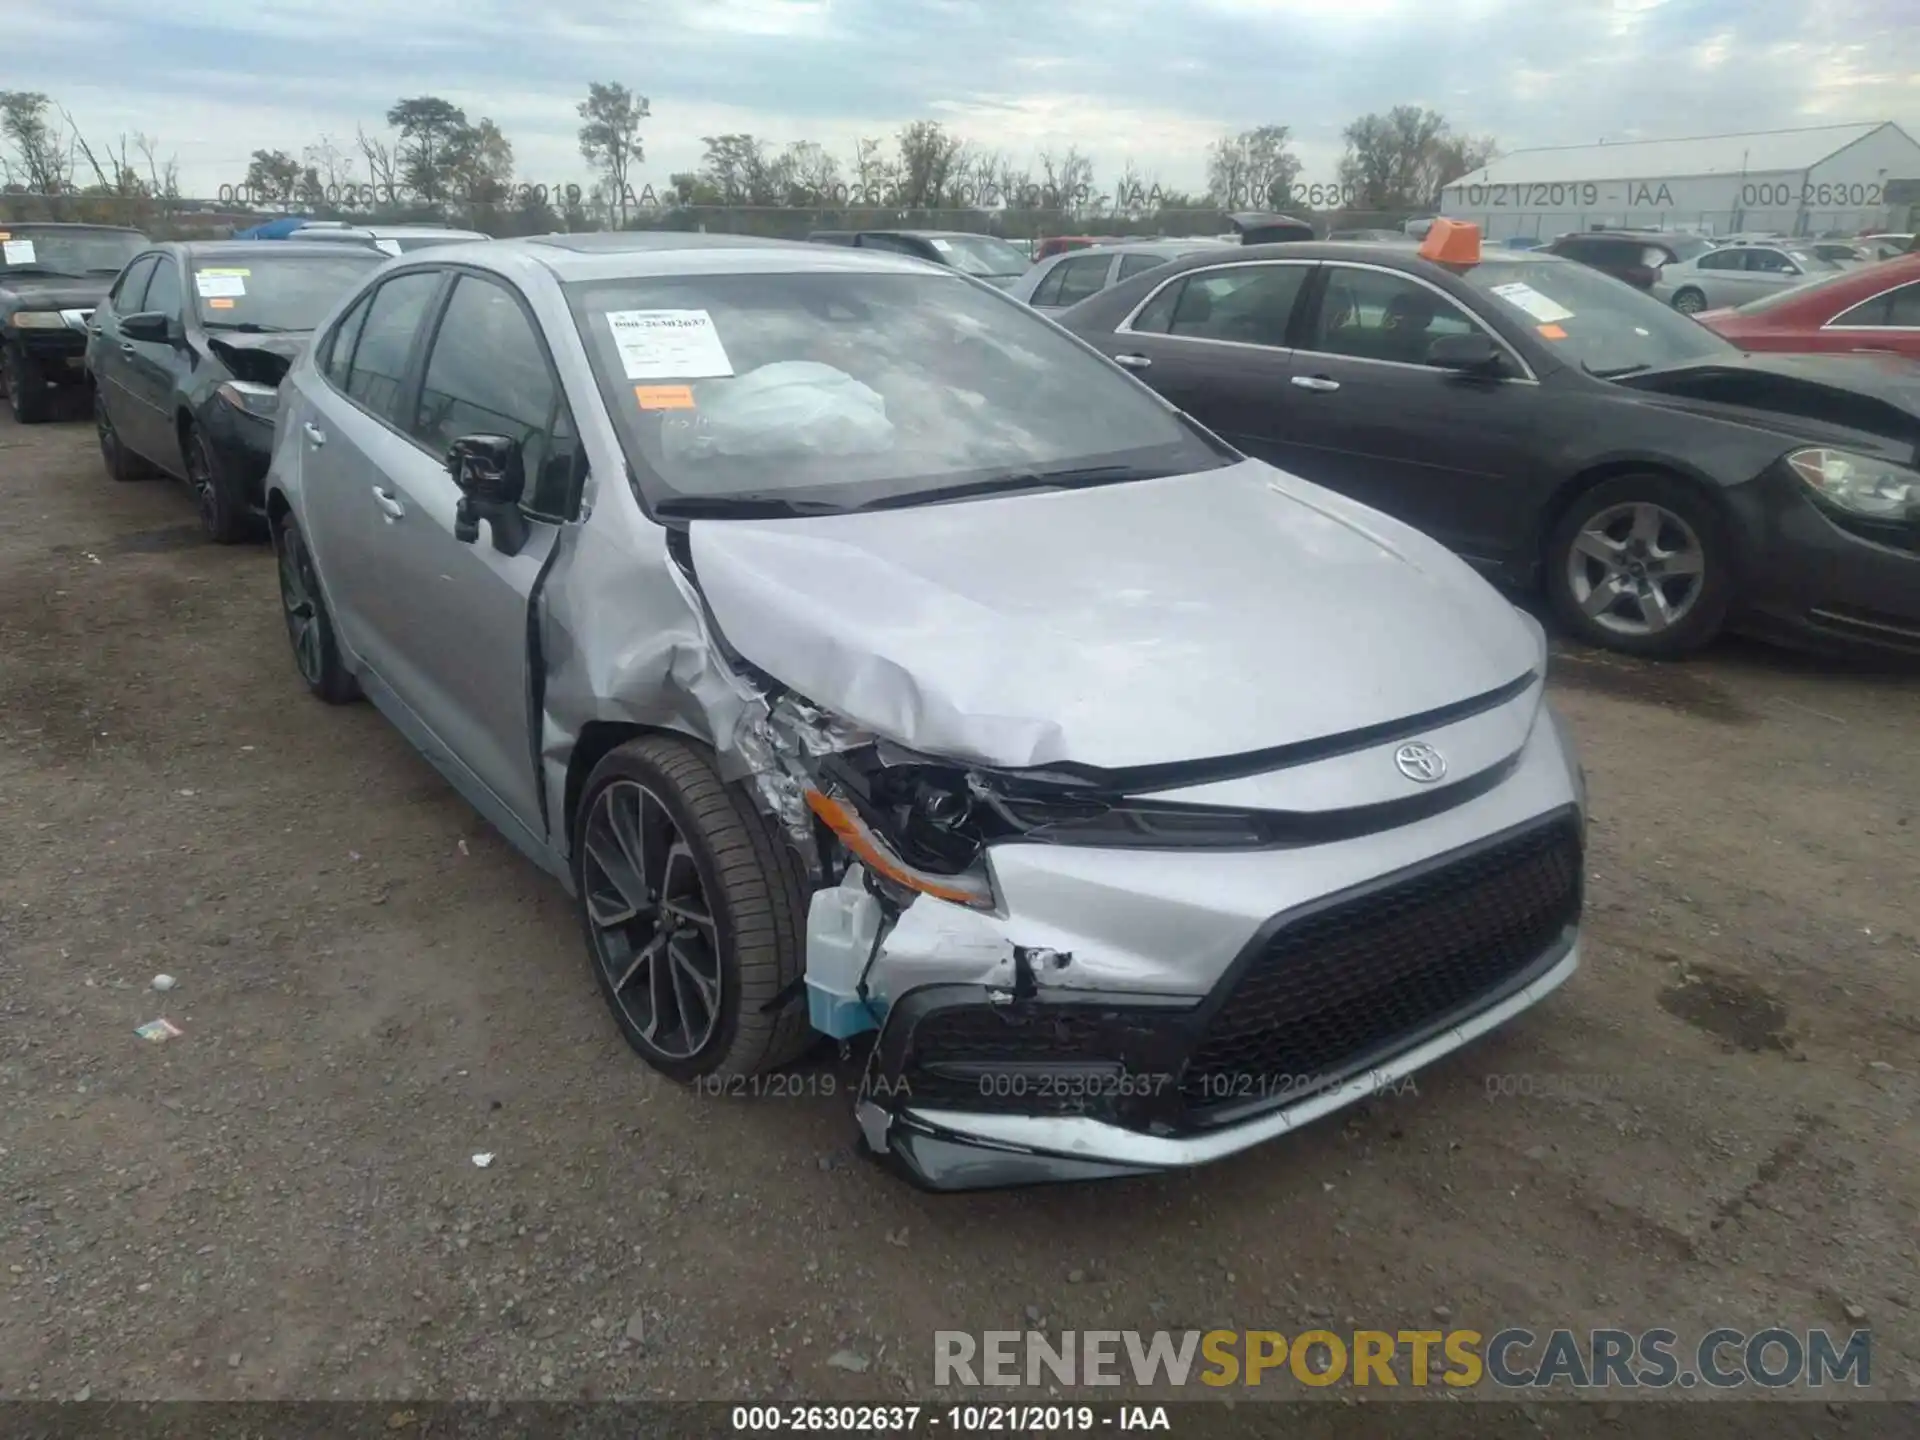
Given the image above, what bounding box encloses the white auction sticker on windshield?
[928,238,954,252]
[2,239,37,265]
[605,309,734,380]
[195,269,249,298]
[1489,281,1573,325]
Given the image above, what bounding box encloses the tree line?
[2,84,1497,237]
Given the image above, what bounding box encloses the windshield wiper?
[85,266,129,275]
[1585,361,1654,379]
[653,493,851,519]
[203,321,293,333]
[1,264,84,278]
[856,463,1168,512]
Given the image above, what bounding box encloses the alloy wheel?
[581,779,724,1061]
[1566,500,1706,638]
[277,529,324,685]
[1672,290,1705,314]
[186,434,218,533]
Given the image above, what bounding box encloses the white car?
[295,224,491,258]
[1007,239,1235,311]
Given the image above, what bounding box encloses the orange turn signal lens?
[803,789,995,908]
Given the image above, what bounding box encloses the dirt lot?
[1,400,1917,1410]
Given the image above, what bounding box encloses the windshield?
[1465,258,1735,376]
[932,234,1030,277]
[566,270,1227,513]
[191,254,383,331]
[1,226,147,278]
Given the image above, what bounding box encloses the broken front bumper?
[853,774,1585,1190]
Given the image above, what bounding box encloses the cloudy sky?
[8,0,1919,199]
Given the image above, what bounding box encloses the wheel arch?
[562,720,708,861]
[1532,458,1740,584]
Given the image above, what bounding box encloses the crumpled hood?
[205,330,312,385]
[1620,352,1920,456]
[688,460,1538,771]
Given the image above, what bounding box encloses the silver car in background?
[1007,238,1235,310]
[1654,242,1844,313]
[264,233,1588,1190]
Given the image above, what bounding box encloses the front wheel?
[1671,288,1707,315]
[274,512,360,704]
[574,736,813,1082]
[1545,473,1734,659]
[185,423,250,543]
[3,343,53,424]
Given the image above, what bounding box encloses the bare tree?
[1206,126,1299,211]
[577,81,649,226]
[134,133,182,218]
[1038,146,1096,217]
[0,91,73,195]
[357,124,400,208]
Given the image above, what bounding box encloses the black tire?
[1545,472,1734,659]
[1671,287,1707,315]
[3,343,53,424]
[95,384,152,482]
[185,423,251,544]
[574,735,813,1082]
[273,511,360,704]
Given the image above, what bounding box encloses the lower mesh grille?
[1181,815,1582,1113]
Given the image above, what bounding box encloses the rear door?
[1269,262,1544,567]
[1824,277,1920,360]
[1094,259,1314,443]
[295,268,447,667]
[91,253,156,438]
[120,253,187,470]
[361,268,576,837]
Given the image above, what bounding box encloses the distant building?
[1439,121,1920,241]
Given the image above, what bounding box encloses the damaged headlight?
[1786,448,1917,521]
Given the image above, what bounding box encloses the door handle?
[1291,375,1340,392]
[302,422,326,447]
[371,487,406,520]
[1113,353,1152,370]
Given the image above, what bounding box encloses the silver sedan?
[1653,243,1844,314]
[1006,238,1235,311]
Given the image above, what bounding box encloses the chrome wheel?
[581,779,723,1061]
[1566,500,1705,638]
[277,527,324,685]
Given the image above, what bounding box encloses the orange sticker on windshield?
[1536,323,1567,340]
[208,297,236,309]
[634,384,695,410]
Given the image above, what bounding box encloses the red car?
[1698,254,1920,359]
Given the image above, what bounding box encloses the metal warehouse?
[1438,121,1920,241]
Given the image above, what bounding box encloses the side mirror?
[1427,332,1505,376]
[120,311,172,343]
[446,434,529,556]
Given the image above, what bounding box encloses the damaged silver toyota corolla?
[265,232,1588,1190]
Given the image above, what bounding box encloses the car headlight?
[8,310,66,329]
[1786,448,1917,520]
[216,379,279,420]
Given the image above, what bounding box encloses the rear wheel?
[574,736,813,1082]
[3,343,53,424]
[1546,473,1733,659]
[96,386,151,481]
[1670,287,1707,315]
[185,423,250,543]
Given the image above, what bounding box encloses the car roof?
[497,231,944,282]
[175,240,388,261]
[1077,239,1229,256]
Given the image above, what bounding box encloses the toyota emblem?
[1395,741,1447,784]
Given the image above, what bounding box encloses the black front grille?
[1181,814,1582,1114]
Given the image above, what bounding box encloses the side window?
[110,255,158,313]
[1747,249,1791,273]
[1153,265,1310,347]
[411,274,581,518]
[1030,260,1071,307]
[1883,282,1920,326]
[141,257,182,319]
[343,271,442,426]
[1116,253,1168,283]
[1697,250,1740,272]
[1310,268,1477,366]
[320,290,374,391]
[1052,254,1114,307]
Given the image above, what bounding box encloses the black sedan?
[2,222,149,423]
[1055,241,1920,658]
[86,240,385,541]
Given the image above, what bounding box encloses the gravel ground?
[1,400,1916,1409]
